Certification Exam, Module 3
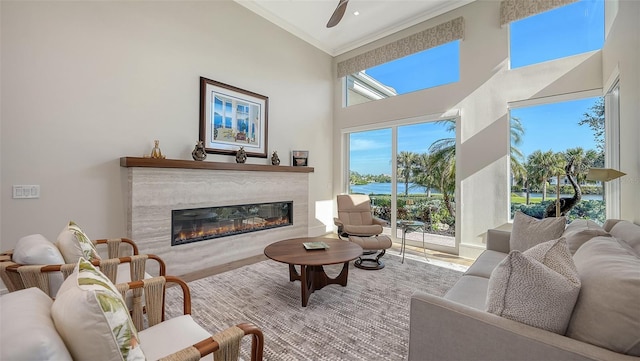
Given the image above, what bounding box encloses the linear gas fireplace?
[171,201,293,246]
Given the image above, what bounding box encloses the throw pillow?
[56,221,101,263]
[566,236,640,356]
[563,219,610,255]
[51,258,145,361]
[12,234,66,297]
[608,220,640,254]
[0,287,72,361]
[486,238,581,334]
[509,211,566,252]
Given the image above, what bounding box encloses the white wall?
[602,0,640,223]
[1,1,334,253]
[332,1,628,258]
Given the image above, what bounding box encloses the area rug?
[164,253,463,361]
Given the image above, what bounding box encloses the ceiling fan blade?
[326,0,349,28]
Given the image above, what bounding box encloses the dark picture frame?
[292,150,309,167]
[199,77,269,158]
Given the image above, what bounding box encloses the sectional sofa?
[409,217,640,361]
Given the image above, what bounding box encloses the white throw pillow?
[12,234,66,297]
[509,211,566,251]
[486,238,581,334]
[0,287,72,361]
[563,219,610,255]
[56,221,101,263]
[51,258,145,361]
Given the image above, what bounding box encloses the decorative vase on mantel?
[235,147,247,163]
[191,140,207,161]
[271,151,280,165]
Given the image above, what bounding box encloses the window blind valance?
[336,16,465,79]
[500,0,578,26]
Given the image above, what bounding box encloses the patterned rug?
[164,253,463,361]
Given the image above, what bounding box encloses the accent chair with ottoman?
[334,194,392,270]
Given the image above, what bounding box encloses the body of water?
[350,183,602,201]
[350,182,436,195]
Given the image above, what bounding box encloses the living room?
[1,0,639,359]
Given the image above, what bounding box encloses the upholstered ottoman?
[348,235,392,270]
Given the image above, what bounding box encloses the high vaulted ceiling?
[235,0,475,56]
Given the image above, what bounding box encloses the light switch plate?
[12,185,40,199]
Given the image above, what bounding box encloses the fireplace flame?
[174,215,291,243]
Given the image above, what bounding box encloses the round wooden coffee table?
[264,237,363,307]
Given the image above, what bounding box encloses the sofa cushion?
[138,315,213,361]
[444,275,489,310]
[0,287,72,361]
[608,220,640,254]
[563,219,611,255]
[56,221,101,263]
[567,236,640,356]
[51,258,145,361]
[486,238,580,334]
[509,212,566,252]
[464,250,507,279]
[12,234,66,297]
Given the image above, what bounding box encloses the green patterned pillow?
[51,258,145,361]
[56,221,101,263]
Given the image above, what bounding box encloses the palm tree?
[527,150,564,201]
[413,153,435,197]
[564,147,590,185]
[510,117,526,190]
[428,120,456,217]
[397,151,418,196]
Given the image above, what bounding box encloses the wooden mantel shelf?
[120,157,314,173]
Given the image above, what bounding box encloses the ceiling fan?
[326,0,349,28]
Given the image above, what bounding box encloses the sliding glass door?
[347,120,457,254]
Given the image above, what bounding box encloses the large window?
[510,0,604,68]
[345,41,460,106]
[509,96,606,223]
[348,120,457,251]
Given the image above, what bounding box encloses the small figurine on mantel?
[235,146,247,163]
[150,140,166,159]
[271,151,280,165]
[192,140,207,161]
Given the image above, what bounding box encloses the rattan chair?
[0,237,166,302]
[120,276,264,361]
[0,275,263,361]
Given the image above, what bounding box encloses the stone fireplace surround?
[121,157,313,277]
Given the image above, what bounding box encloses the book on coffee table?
[303,241,330,250]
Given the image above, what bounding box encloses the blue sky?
[350,0,604,176]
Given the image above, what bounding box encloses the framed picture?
[292,150,309,167]
[199,77,269,158]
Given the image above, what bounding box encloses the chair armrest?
[333,218,344,227]
[486,229,511,253]
[186,323,264,361]
[409,292,632,361]
[95,238,139,257]
[372,217,388,227]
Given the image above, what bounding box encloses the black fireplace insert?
[171,201,293,246]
